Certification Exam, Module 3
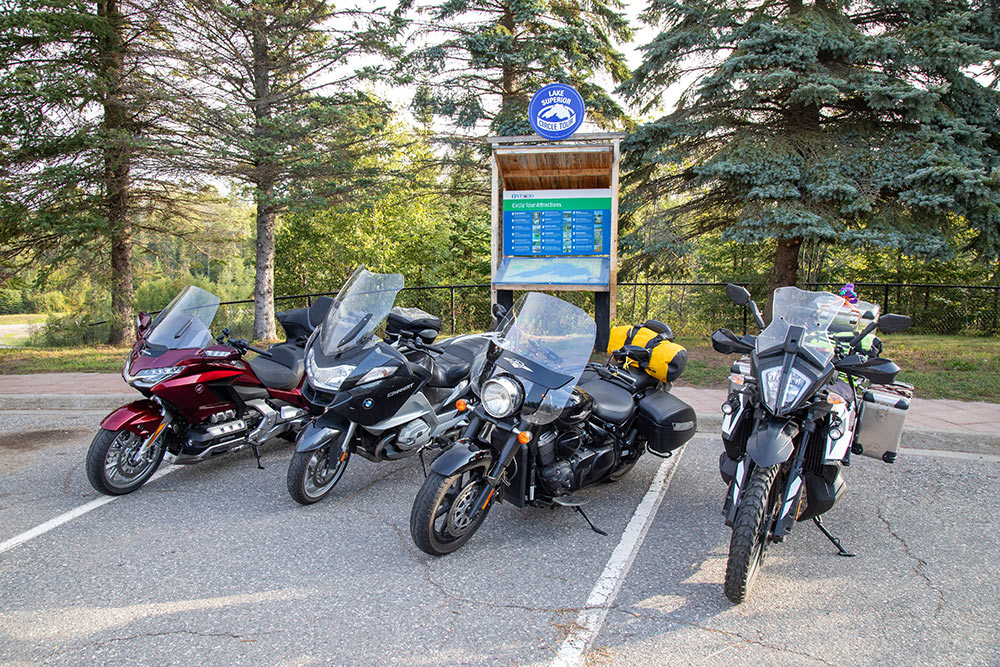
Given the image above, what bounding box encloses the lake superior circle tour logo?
[529,84,585,140]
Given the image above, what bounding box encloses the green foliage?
[0,288,24,314]
[621,0,1000,286]
[400,0,633,137]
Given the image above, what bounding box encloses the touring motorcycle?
[286,268,489,504]
[409,292,697,556]
[87,286,331,495]
[712,284,912,603]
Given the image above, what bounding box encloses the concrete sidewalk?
[1,372,997,448]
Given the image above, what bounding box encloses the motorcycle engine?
[396,418,431,450]
[538,426,616,496]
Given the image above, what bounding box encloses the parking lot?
[1,406,998,665]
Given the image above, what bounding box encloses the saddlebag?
[607,324,687,383]
[855,382,913,463]
[386,306,442,339]
[636,391,697,456]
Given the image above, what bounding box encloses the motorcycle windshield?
[472,292,596,425]
[145,285,220,351]
[756,287,844,366]
[318,267,404,356]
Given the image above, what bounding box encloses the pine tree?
[400,0,633,139]
[621,0,1000,293]
[0,0,172,344]
[164,0,402,339]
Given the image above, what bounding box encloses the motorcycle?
[712,284,912,603]
[408,292,697,556]
[286,267,490,504]
[86,286,331,495]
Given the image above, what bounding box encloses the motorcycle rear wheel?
[86,427,165,495]
[410,469,491,556]
[724,464,780,604]
[286,445,350,505]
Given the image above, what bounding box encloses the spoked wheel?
[410,469,492,556]
[286,444,350,505]
[86,427,165,495]
[724,464,780,604]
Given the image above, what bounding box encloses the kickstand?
[813,516,855,557]
[575,506,608,537]
[250,444,264,470]
[419,450,427,477]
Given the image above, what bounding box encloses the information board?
[502,189,612,257]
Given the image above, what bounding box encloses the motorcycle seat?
[428,354,472,388]
[578,378,637,424]
[249,345,304,390]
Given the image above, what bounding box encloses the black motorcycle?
[712,284,912,603]
[408,292,697,556]
[286,267,488,504]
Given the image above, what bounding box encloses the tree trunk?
[770,236,802,289]
[251,14,276,341]
[99,0,134,346]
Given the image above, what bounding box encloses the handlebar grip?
[248,345,272,358]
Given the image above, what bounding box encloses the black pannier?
[386,306,442,338]
[636,392,697,456]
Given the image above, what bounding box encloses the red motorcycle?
[86,286,330,495]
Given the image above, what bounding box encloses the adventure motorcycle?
[286,267,489,504]
[87,286,330,495]
[712,284,912,603]
[409,292,697,556]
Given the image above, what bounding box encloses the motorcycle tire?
[86,427,165,496]
[410,469,492,556]
[286,444,350,505]
[724,464,780,604]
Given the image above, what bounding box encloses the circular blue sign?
[529,83,585,141]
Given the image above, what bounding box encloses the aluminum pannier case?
[855,382,913,463]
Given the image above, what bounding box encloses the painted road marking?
[552,446,686,667]
[0,466,179,555]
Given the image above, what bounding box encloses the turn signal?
[455,399,468,412]
[729,374,745,386]
[517,430,532,444]
[828,394,846,405]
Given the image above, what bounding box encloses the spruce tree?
[622,0,1000,292]
[400,0,633,139]
[164,0,401,339]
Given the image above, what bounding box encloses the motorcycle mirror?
[136,312,151,333]
[417,329,438,344]
[492,302,508,320]
[642,319,675,341]
[878,313,912,334]
[725,283,751,307]
[862,310,876,320]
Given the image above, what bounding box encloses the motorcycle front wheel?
[724,464,780,604]
[410,469,492,556]
[86,427,165,495]
[286,444,350,505]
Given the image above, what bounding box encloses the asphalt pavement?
[0,377,998,664]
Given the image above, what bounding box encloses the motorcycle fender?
[430,439,492,477]
[746,418,799,468]
[723,455,749,525]
[101,400,163,436]
[295,412,352,453]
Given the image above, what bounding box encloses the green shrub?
[0,288,25,314]
[24,290,68,313]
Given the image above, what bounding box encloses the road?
[0,410,997,665]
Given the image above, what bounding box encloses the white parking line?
[552,446,686,667]
[901,447,1000,463]
[0,466,179,555]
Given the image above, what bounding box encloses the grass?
[0,345,127,374]
[0,313,55,325]
[0,333,996,402]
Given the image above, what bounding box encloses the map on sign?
[503,189,611,257]
[493,256,609,287]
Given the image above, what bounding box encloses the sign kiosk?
[488,84,623,350]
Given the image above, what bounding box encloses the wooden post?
[609,136,620,322]
[490,151,500,308]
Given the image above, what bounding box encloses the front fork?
[140,404,173,463]
[467,424,525,521]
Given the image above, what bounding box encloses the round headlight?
[481,376,524,419]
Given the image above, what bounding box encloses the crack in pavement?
[38,628,279,659]
[876,506,945,615]
[612,607,836,666]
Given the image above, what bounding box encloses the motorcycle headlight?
[759,366,811,412]
[131,366,184,388]
[481,376,524,419]
[307,349,355,391]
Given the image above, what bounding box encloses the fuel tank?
[556,387,593,426]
